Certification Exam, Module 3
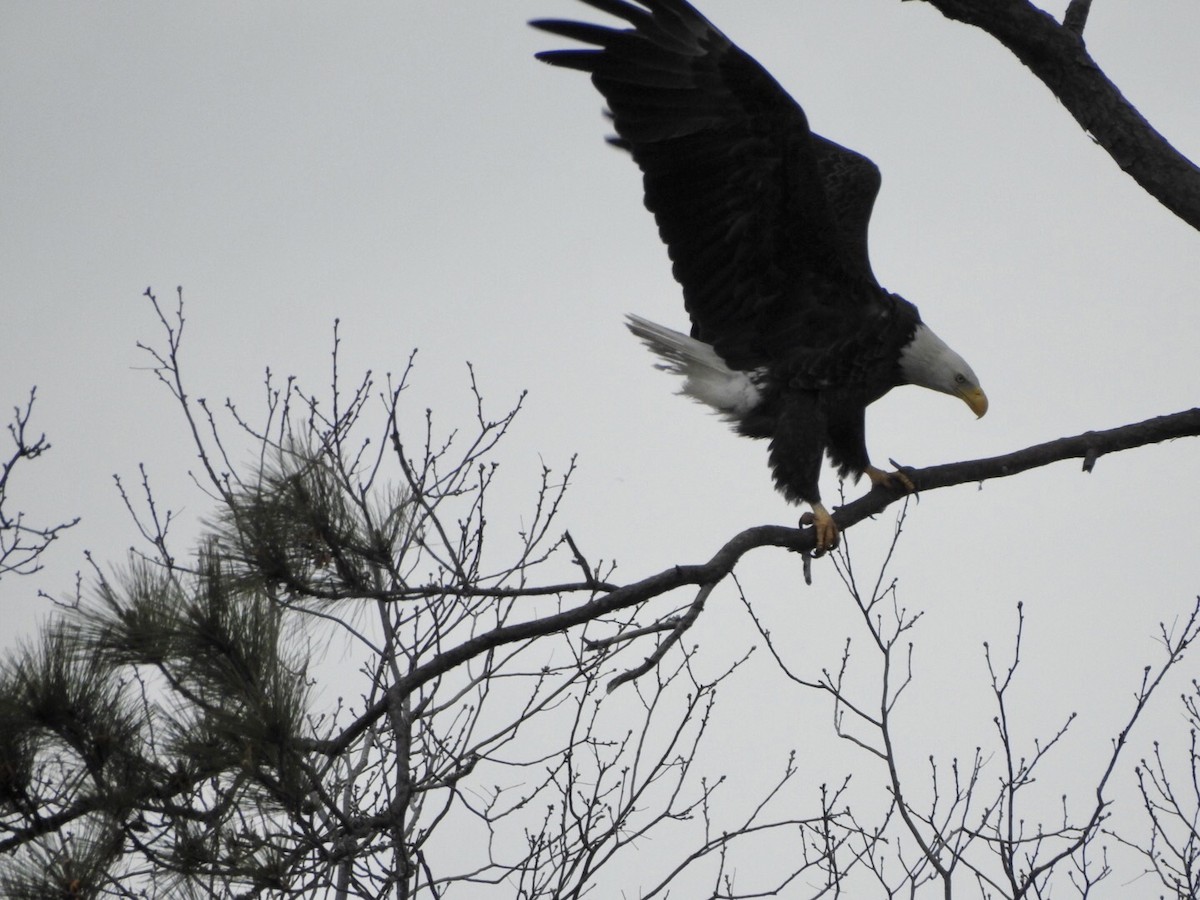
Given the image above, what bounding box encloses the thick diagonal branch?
[911,0,1200,229]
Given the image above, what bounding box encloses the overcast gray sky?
[2,1,1199,893]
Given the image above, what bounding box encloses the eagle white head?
[899,323,988,417]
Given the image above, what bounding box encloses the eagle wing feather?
[534,0,887,372]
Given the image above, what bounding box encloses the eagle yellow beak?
[959,385,989,418]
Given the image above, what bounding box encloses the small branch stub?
[1063,0,1092,36]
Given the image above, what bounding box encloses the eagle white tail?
[625,314,761,420]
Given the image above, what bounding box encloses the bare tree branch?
[1062,0,1092,36]
[0,387,79,578]
[317,406,1200,756]
[908,0,1200,229]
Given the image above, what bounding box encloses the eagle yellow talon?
[801,502,840,555]
[865,465,915,493]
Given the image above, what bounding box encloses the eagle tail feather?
[625,314,760,421]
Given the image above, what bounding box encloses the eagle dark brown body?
[534,0,987,550]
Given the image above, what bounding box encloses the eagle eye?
[954,373,967,385]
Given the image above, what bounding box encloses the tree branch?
[315,406,1200,756]
[0,387,80,578]
[909,0,1200,229]
[1062,0,1091,36]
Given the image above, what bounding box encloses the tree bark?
[910,0,1200,230]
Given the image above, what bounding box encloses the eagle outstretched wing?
[533,0,887,371]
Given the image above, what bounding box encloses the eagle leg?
[799,502,839,555]
[864,464,916,494]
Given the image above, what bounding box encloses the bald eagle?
[533,0,987,552]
